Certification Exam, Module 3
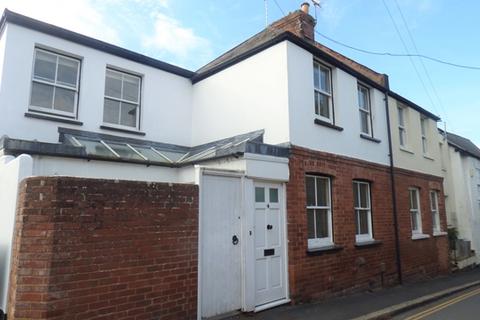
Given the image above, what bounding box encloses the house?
[0,3,449,319]
[439,130,480,267]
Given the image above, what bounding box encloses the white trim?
[254,298,290,312]
[412,234,430,240]
[306,175,333,248]
[313,61,333,123]
[353,180,373,242]
[430,190,441,233]
[433,231,448,237]
[409,188,423,235]
[358,83,372,137]
[243,153,289,164]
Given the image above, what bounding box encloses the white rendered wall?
[191,42,290,146]
[0,25,8,99]
[0,154,33,312]
[0,23,193,146]
[32,156,179,183]
[388,96,442,177]
[286,42,390,166]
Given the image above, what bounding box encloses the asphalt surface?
[223,267,480,320]
[393,286,480,320]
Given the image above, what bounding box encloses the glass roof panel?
[107,143,144,161]
[76,138,116,158]
[133,146,172,163]
[154,149,188,162]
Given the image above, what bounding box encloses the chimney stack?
[301,2,310,14]
[270,2,316,42]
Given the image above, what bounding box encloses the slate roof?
[443,130,480,160]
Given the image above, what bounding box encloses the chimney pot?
[301,2,310,14]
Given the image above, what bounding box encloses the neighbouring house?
[0,3,451,320]
[439,130,480,268]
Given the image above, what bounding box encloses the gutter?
[383,74,403,284]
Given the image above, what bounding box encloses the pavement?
[224,266,480,320]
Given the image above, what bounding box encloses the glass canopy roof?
[61,130,263,166]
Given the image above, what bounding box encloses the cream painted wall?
[388,96,442,177]
[0,154,33,311]
[286,42,390,166]
[0,25,8,98]
[0,24,193,146]
[191,42,290,146]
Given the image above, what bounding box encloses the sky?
[1,0,478,146]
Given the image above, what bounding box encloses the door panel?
[201,174,242,318]
[254,183,286,306]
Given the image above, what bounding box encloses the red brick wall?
[7,177,198,320]
[394,168,449,281]
[287,146,449,303]
[287,146,398,302]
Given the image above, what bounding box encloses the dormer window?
[29,48,81,118]
[313,61,333,122]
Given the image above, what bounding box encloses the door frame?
[196,168,289,319]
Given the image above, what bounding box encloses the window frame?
[305,175,334,248]
[397,106,407,147]
[313,61,334,123]
[420,116,428,155]
[430,190,441,233]
[357,83,373,137]
[409,188,423,235]
[29,47,81,118]
[353,180,374,243]
[103,67,142,130]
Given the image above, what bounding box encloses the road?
[394,286,480,320]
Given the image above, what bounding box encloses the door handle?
[267,224,273,230]
[232,235,239,245]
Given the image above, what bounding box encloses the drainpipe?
[383,74,403,284]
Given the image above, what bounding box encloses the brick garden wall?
[7,176,198,320]
[287,146,449,303]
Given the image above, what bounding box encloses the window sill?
[423,154,435,161]
[25,111,83,126]
[400,147,414,155]
[360,134,381,143]
[412,234,430,240]
[314,119,344,131]
[355,240,382,248]
[433,231,448,237]
[307,244,344,255]
[100,125,146,136]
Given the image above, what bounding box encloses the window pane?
[410,190,418,210]
[315,209,329,238]
[103,98,120,124]
[358,86,369,111]
[320,67,330,93]
[269,188,279,203]
[105,70,122,98]
[420,118,426,135]
[122,74,140,102]
[57,57,78,88]
[53,87,75,113]
[397,107,404,126]
[359,183,369,208]
[255,187,265,203]
[430,192,437,210]
[77,139,115,158]
[315,92,330,118]
[34,50,56,82]
[316,178,329,207]
[399,128,405,146]
[306,176,316,206]
[432,213,439,230]
[313,64,320,89]
[360,111,370,134]
[356,210,369,235]
[31,82,54,109]
[411,212,418,231]
[307,209,315,239]
[353,183,360,207]
[120,102,137,127]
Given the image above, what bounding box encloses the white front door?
[254,183,286,306]
[201,174,243,318]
